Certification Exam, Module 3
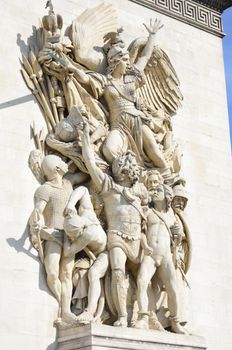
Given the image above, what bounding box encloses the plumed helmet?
[107,45,128,64]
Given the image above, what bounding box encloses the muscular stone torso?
[99,175,143,240]
[146,208,176,256]
[103,190,141,238]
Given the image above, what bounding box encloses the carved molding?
[129,0,223,37]
[194,0,232,11]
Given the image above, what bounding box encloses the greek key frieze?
[129,0,223,37]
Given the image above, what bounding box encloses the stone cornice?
[128,0,231,37]
[194,1,232,11]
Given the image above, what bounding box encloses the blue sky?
[222,8,232,148]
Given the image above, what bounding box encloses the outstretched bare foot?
[94,310,110,324]
[76,310,94,324]
[134,318,148,329]
[54,317,62,326]
[62,312,78,324]
[114,316,127,327]
[170,320,188,334]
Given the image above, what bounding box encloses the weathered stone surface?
[20,0,191,338]
[129,0,230,37]
[195,0,232,11]
[0,1,232,350]
[57,324,207,350]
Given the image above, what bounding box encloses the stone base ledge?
[57,324,207,350]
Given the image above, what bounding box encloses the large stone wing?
[130,40,183,116]
[71,3,118,73]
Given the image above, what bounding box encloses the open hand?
[83,122,90,135]
[143,18,163,35]
[31,234,40,250]
[144,245,153,256]
[171,222,181,236]
[78,121,90,139]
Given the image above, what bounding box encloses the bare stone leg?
[158,258,188,334]
[77,252,109,324]
[136,255,156,329]
[103,130,127,164]
[110,247,128,327]
[60,254,77,323]
[86,271,101,316]
[142,125,168,168]
[44,241,62,305]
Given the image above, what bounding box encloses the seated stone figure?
[135,184,188,334]
[63,185,109,324]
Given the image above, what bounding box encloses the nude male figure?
[80,123,148,327]
[63,185,109,324]
[136,184,187,334]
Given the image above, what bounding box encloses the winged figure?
[71,2,118,73]
[21,1,190,332]
[22,2,183,181]
[64,21,181,179]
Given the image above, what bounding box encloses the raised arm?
[64,186,93,216]
[65,62,91,85]
[135,19,163,73]
[80,123,106,192]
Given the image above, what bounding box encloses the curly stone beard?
[127,166,140,182]
[112,151,141,184]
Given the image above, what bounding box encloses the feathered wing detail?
[131,42,183,116]
[71,2,118,72]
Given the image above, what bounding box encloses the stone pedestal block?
[57,324,207,350]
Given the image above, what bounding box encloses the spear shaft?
[22,55,56,129]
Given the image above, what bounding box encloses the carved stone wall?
[129,0,223,36]
[57,324,207,350]
[0,1,232,350]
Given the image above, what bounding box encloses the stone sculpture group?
[22,1,192,335]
